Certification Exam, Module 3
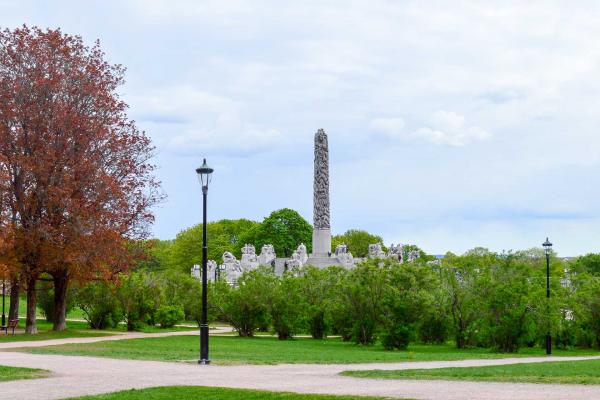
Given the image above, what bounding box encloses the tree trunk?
[8,278,19,321]
[52,272,69,331]
[25,276,38,334]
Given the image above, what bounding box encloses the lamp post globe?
[196,158,213,365]
[542,237,553,355]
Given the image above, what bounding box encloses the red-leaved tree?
[0,26,162,333]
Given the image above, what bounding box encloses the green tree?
[76,281,123,329]
[251,209,312,256]
[573,254,600,276]
[169,219,259,273]
[331,229,384,258]
[216,269,273,337]
[116,271,163,331]
[441,251,489,349]
[335,260,387,345]
[299,266,347,339]
[380,260,435,350]
[268,271,307,340]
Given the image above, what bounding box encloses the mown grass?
[0,319,112,343]
[67,386,398,400]
[17,334,600,364]
[0,365,49,381]
[342,358,600,384]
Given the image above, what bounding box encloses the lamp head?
[542,237,553,255]
[195,158,214,188]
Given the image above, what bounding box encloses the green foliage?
[215,269,272,337]
[37,281,76,323]
[298,267,345,339]
[169,219,260,273]
[116,271,163,331]
[155,305,185,328]
[381,325,411,350]
[573,253,600,275]
[573,274,600,348]
[331,229,385,258]
[251,208,312,256]
[76,282,123,329]
[268,271,307,340]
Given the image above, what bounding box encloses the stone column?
[312,129,331,256]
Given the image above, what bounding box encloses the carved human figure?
[258,244,276,265]
[296,243,308,264]
[408,250,420,263]
[388,243,404,263]
[368,244,385,258]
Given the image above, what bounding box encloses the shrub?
[268,272,307,340]
[116,271,163,331]
[218,269,272,337]
[156,305,185,328]
[76,282,123,329]
[381,324,411,350]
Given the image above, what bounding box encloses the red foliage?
[0,26,162,329]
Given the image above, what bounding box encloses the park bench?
[1,319,18,335]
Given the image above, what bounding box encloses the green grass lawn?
[342,358,600,384]
[66,386,396,400]
[0,318,112,343]
[17,296,88,320]
[0,365,49,381]
[16,334,600,364]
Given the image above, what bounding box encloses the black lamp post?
[543,237,553,355]
[196,158,213,365]
[1,280,6,329]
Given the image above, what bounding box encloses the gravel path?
[0,327,232,350]
[2,350,600,400]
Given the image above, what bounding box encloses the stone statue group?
[191,242,420,286]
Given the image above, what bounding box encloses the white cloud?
[414,111,491,147]
[369,117,406,138]
[7,1,600,254]
[126,86,284,155]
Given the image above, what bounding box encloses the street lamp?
[542,237,553,355]
[196,158,213,365]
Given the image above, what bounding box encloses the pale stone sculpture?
[335,244,354,267]
[312,129,331,256]
[207,260,218,280]
[290,250,304,268]
[190,264,201,279]
[408,250,420,262]
[221,251,243,285]
[258,244,276,265]
[388,243,404,263]
[368,244,385,258]
[240,243,259,271]
[296,243,308,264]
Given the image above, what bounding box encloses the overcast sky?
[3,1,600,256]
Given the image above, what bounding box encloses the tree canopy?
[332,229,385,258]
[0,26,161,332]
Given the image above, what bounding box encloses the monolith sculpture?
[312,128,331,257]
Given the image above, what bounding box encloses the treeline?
[143,210,386,273]
[69,249,600,353]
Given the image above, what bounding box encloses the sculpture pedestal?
[312,228,331,257]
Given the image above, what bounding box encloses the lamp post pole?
[200,184,209,364]
[196,159,213,365]
[543,237,553,355]
[1,281,5,328]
